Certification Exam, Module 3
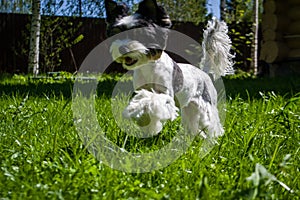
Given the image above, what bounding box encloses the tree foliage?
[7,0,262,73]
[224,0,253,23]
[222,0,264,72]
[0,0,31,14]
[158,0,208,24]
[14,0,84,73]
[39,17,83,72]
[40,0,106,18]
[0,0,107,18]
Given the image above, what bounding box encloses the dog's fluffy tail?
[200,17,235,80]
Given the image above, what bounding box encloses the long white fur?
[123,89,178,135]
[200,17,235,80]
[115,14,140,28]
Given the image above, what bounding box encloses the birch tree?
[220,0,226,20]
[251,0,259,75]
[28,0,41,75]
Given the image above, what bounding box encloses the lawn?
[0,73,299,199]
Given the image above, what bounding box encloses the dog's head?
[105,0,172,70]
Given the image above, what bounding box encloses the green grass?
[0,74,299,199]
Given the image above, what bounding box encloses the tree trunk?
[78,0,82,17]
[220,0,226,20]
[251,0,259,75]
[28,0,41,76]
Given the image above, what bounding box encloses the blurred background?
[0,0,299,77]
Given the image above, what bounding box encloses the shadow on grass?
[224,76,300,99]
[0,78,119,99]
[0,80,74,98]
[0,75,300,99]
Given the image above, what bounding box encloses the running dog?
[105,0,234,138]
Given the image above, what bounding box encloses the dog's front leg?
[181,100,224,138]
[181,102,202,135]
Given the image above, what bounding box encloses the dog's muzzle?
[110,40,147,58]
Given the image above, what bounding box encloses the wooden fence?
[0,13,252,74]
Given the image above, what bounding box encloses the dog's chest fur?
[133,52,174,95]
[133,52,217,108]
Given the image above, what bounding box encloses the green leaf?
[73,34,84,45]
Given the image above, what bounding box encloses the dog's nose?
[119,46,130,55]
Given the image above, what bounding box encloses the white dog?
[105,0,234,138]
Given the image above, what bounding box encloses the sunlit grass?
[0,74,299,199]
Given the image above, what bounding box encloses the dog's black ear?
[157,5,172,28]
[105,0,129,23]
[136,0,172,28]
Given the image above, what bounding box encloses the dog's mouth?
[124,56,138,66]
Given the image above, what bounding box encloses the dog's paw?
[122,89,179,135]
[133,113,151,127]
[122,102,152,126]
[122,106,142,119]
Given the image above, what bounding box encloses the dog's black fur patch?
[135,0,172,28]
[105,0,172,51]
[172,61,184,94]
[105,0,171,36]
